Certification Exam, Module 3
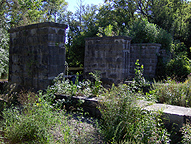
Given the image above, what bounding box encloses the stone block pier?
[8,22,67,90]
[84,36,161,84]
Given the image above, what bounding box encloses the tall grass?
[1,71,190,143]
[151,75,191,107]
[99,84,170,143]
[0,92,69,143]
[0,91,101,143]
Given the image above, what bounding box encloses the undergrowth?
[99,84,170,143]
[46,72,105,99]
[150,74,191,107]
[0,61,190,143]
[181,122,191,143]
[0,90,101,143]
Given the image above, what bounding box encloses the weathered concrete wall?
[130,43,161,79]
[84,37,161,83]
[8,22,67,90]
[84,36,132,84]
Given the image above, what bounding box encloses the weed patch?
[0,90,103,143]
[151,75,191,107]
[99,84,170,143]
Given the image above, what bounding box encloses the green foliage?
[3,0,45,27]
[1,0,68,28]
[166,55,191,81]
[128,19,157,43]
[144,89,158,102]
[0,90,101,143]
[181,123,191,144]
[43,72,105,100]
[65,4,99,67]
[1,93,69,143]
[134,59,146,88]
[41,0,68,22]
[148,0,175,30]
[167,42,191,81]
[128,19,173,52]
[127,59,151,96]
[89,71,104,96]
[0,15,9,78]
[156,28,173,52]
[2,71,191,143]
[128,19,158,43]
[97,24,118,37]
[100,0,136,34]
[171,41,188,56]
[0,31,9,78]
[99,84,170,143]
[65,34,86,67]
[151,76,191,107]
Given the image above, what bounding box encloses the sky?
[66,0,105,13]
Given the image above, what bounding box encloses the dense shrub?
[171,42,188,56]
[166,55,191,81]
[128,19,158,44]
[156,28,173,52]
[128,19,173,52]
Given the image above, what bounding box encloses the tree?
[41,0,68,22]
[65,3,99,67]
[166,55,191,81]
[104,0,191,58]
[1,0,46,28]
[0,13,9,78]
[100,0,137,34]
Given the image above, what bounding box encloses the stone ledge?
[131,43,161,47]
[8,22,68,33]
[140,101,191,130]
[55,94,191,130]
[85,36,132,41]
[55,94,103,118]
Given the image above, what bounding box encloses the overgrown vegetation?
[1,67,191,143]
[181,123,191,143]
[128,19,173,52]
[0,90,102,143]
[167,41,191,81]
[43,72,105,100]
[99,84,170,143]
[1,0,191,80]
[0,79,170,143]
[149,74,191,107]
[1,0,191,143]
[0,16,9,79]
